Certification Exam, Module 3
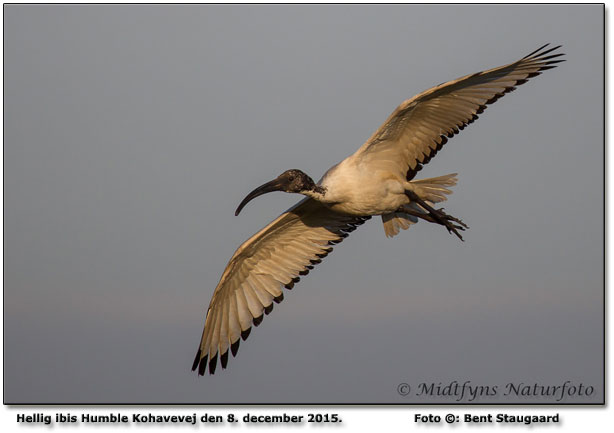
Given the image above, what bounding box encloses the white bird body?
[314,157,409,216]
[192,44,564,375]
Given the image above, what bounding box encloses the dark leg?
[404,191,469,241]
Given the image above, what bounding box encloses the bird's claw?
[442,212,469,230]
[402,192,469,241]
[431,208,468,241]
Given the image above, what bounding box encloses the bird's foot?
[404,190,469,241]
[429,207,469,241]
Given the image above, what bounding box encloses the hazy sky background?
[4,4,603,403]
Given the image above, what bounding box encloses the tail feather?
[410,173,458,204]
[381,173,458,238]
[382,209,419,238]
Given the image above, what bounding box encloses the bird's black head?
[276,169,317,193]
[235,169,318,216]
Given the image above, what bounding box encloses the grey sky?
[4,4,603,403]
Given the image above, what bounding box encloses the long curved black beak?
[235,178,284,216]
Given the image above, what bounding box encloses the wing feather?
[219,296,230,360]
[234,289,253,331]
[261,274,283,297]
[227,294,242,343]
[241,281,265,318]
[248,278,275,308]
[207,306,222,360]
[354,44,564,180]
[193,198,370,374]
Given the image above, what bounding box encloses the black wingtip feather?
[540,53,565,61]
[523,43,550,59]
[241,327,251,340]
[208,354,218,374]
[264,303,273,315]
[274,293,284,303]
[231,339,240,357]
[192,349,201,371]
[198,354,208,376]
[284,276,300,289]
[220,350,229,369]
[485,94,502,105]
[534,44,562,58]
[253,314,264,326]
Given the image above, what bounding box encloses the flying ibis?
[192,44,564,375]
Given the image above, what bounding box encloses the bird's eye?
[288,176,295,182]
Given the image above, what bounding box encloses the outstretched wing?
[192,198,370,375]
[353,44,564,180]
